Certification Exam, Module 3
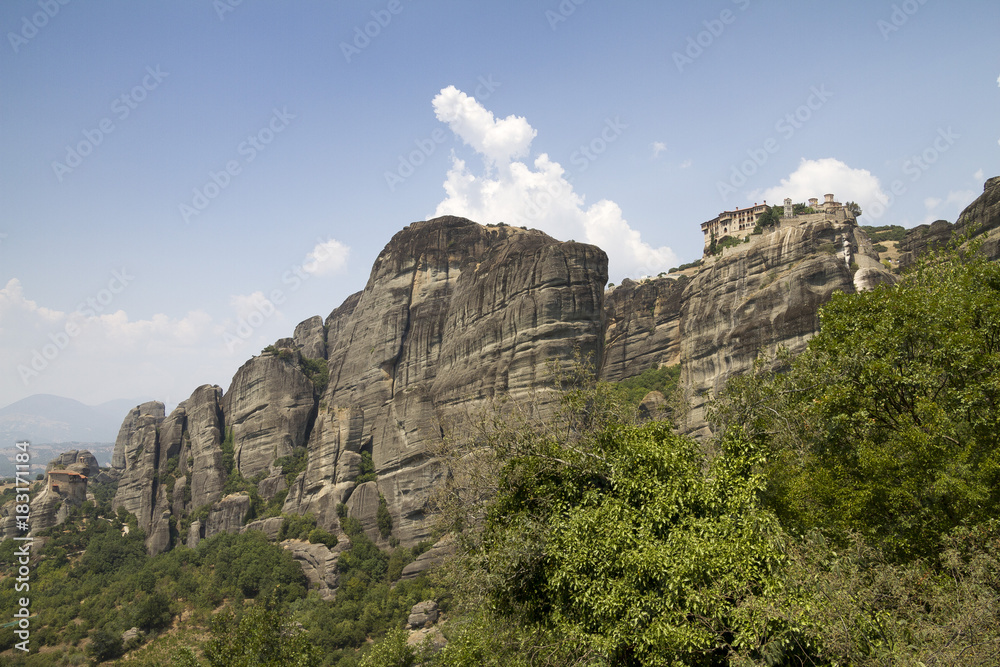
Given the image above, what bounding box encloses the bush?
[376,495,392,539]
[356,450,377,484]
[87,628,123,663]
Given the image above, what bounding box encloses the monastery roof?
[48,470,86,479]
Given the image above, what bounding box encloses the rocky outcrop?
[400,534,458,580]
[242,516,284,540]
[118,197,1000,564]
[112,401,165,470]
[407,600,439,629]
[678,214,893,435]
[284,218,608,546]
[222,352,317,479]
[111,385,226,554]
[204,493,251,536]
[46,450,100,477]
[602,211,894,436]
[294,315,327,360]
[602,276,686,382]
[281,539,344,600]
[898,177,1000,268]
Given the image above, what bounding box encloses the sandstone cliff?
[285,217,608,545]
[105,183,1000,562]
[111,386,228,554]
[898,176,1000,269]
[109,217,607,554]
[600,209,895,437]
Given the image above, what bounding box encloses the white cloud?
[974,168,984,182]
[753,158,888,218]
[680,159,692,169]
[303,238,349,277]
[431,87,676,280]
[432,86,536,167]
[996,73,1000,87]
[651,141,667,158]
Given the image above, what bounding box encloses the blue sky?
[1,0,998,412]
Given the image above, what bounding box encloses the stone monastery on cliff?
[700,194,849,252]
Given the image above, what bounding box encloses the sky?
[1,0,998,413]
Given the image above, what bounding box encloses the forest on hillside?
[2,240,998,666]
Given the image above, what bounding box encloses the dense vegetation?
[860,224,907,243]
[0,494,437,666]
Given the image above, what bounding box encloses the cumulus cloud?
[752,158,889,218]
[431,87,676,280]
[651,141,667,158]
[680,159,693,169]
[974,168,985,182]
[432,86,535,167]
[303,238,349,277]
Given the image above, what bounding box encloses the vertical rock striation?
[285,217,608,545]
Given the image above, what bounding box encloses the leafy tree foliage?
[204,598,320,667]
[713,242,1000,559]
[437,370,796,665]
[357,450,377,484]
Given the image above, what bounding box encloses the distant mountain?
[0,394,150,446]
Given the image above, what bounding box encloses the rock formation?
[104,182,1000,566]
[601,208,895,436]
[284,217,608,546]
[111,386,228,554]
[899,176,1000,268]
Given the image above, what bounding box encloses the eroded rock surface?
[285,218,608,546]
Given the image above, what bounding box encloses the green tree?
[712,240,1000,559]
[359,626,415,667]
[205,599,319,667]
[439,369,798,665]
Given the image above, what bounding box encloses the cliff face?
[111,386,227,554]
[677,215,893,434]
[285,217,608,545]
[601,210,895,436]
[107,185,1000,558]
[602,275,686,382]
[899,176,1000,268]
[110,216,607,553]
[222,353,317,480]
